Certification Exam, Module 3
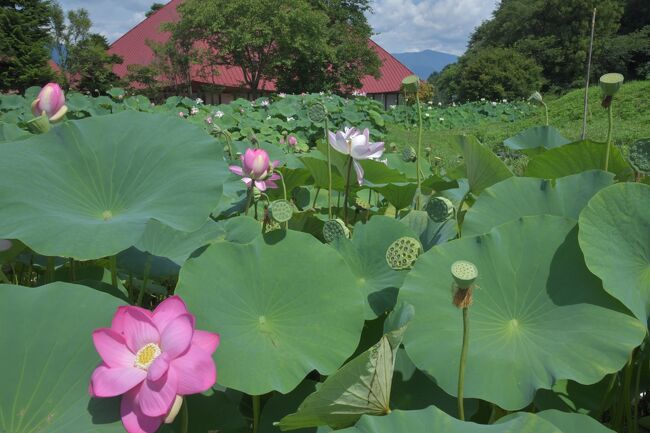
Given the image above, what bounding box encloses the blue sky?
[55,0,499,56]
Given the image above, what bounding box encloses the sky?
[55,0,499,56]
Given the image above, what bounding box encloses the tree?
[49,2,122,92]
[454,48,543,101]
[174,0,380,95]
[145,2,164,18]
[0,0,55,92]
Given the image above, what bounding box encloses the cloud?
[366,0,499,55]
[54,0,498,55]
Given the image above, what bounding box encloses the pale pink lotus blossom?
[328,127,384,185]
[31,83,67,122]
[205,116,213,124]
[287,135,298,147]
[179,112,185,118]
[229,148,281,191]
[89,296,219,433]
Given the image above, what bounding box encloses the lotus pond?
[0,78,649,433]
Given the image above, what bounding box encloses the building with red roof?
[108,0,414,108]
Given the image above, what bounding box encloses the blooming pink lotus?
[328,127,384,185]
[31,83,67,122]
[229,148,281,191]
[90,296,219,433]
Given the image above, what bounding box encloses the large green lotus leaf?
[136,216,261,265]
[369,182,417,211]
[331,216,417,318]
[0,282,126,432]
[0,122,31,143]
[0,111,226,260]
[277,304,412,431]
[526,410,614,433]
[176,230,365,395]
[578,183,650,323]
[398,215,645,410]
[399,210,457,251]
[300,155,346,191]
[503,126,570,154]
[454,135,513,195]
[463,170,614,236]
[525,140,633,180]
[534,378,612,415]
[335,406,562,433]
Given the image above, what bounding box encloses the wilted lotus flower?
[229,148,281,191]
[31,83,67,122]
[89,296,219,433]
[328,127,384,185]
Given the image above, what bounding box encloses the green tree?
[455,47,543,101]
[50,2,122,92]
[174,0,379,95]
[145,2,165,18]
[0,0,55,92]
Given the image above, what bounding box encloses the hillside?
[392,50,458,79]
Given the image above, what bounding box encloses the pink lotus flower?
[89,296,219,433]
[229,148,281,191]
[328,127,384,185]
[31,83,67,122]
[287,135,298,147]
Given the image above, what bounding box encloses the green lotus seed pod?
[528,91,543,104]
[402,146,417,162]
[264,219,281,233]
[628,138,650,175]
[599,73,624,97]
[323,219,350,243]
[25,114,51,134]
[401,75,420,93]
[451,260,478,289]
[355,197,371,210]
[269,200,293,223]
[425,196,454,222]
[307,103,327,123]
[386,237,423,270]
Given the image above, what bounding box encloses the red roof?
[108,0,413,94]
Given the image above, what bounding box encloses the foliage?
[594,26,650,81]
[0,80,649,433]
[145,2,165,18]
[0,0,55,92]
[402,81,434,105]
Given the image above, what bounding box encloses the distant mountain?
[392,50,458,80]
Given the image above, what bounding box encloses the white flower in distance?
[260,100,270,107]
[287,117,295,121]
[328,127,384,185]
[195,98,203,105]
[480,98,486,102]
[438,102,442,106]
[492,101,497,106]
[439,117,444,122]
[191,107,199,115]
[502,99,508,103]
[214,110,224,118]
[278,93,286,98]
[389,105,396,110]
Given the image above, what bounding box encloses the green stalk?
[325,117,333,219]
[604,103,613,172]
[277,170,289,230]
[633,357,642,433]
[543,102,549,127]
[312,187,321,210]
[109,255,118,288]
[137,255,152,307]
[69,258,76,282]
[623,353,634,433]
[343,156,353,225]
[47,256,55,283]
[180,399,189,433]
[252,395,261,433]
[243,187,253,215]
[415,91,423,209]
[457,306,470,421]
[0,268,10,284]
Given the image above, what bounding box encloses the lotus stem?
[109,255,118,288]
[277,171,289,230]
[180,399,189,433]
[604,103,613,172]
[313,187,321,209]
[623,353,634,433]
[543,102,549,127]
[69,258,76,282]
[581,8,597,140]
[344,156,353,225]
[325,117,333,220]
[244,187,253,215]
[47,256,55,283]
[633,356,642,433]
[458,306,470,421]
[415,90,423,209]
[137,255,152,307]
[252,394,261,433]
[0,268,9,284]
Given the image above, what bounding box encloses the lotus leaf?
[503,126,570,154]
[454,135,513,195]
[398,215,645,410]
[176,230,365,395]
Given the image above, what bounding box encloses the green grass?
[386,80,650,171]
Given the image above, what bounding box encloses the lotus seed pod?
[25,114,51,134]
[355,197,371,210]
[402,146,417,162]
[529,91,543,104]
[264,219,282,233]
[628,138,650,175]
[599,73,624,97]
[307,103,327,123]
[451,260,478,289]
[401,74,420,92]
[270,199,294,223]
[323,218,350,243]
[385,237,423,270]
[425,196,454,222]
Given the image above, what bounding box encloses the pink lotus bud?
[229,147,281,191]
[32,83,65,119]
[243,148,270,179]
[287,135,298,147]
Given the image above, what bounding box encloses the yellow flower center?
[134,343,161,370]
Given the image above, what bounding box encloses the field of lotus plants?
[0,74,649,433]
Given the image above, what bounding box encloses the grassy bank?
[386,80,650,170]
